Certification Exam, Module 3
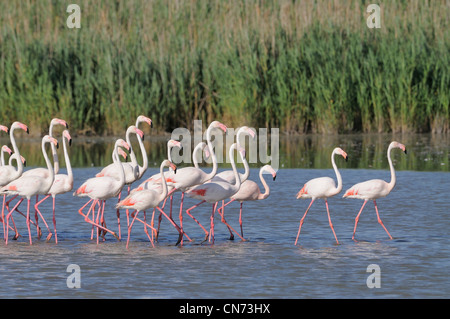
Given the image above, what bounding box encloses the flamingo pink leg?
[185,200,209,240]
[78,199,119,241]
[373,200,393,239]
[5,198,25,244]
[155,206,183,246]
[352,200,368,240]
[25,199,33,245]
[216,200,245,241]
[209,202,218,244]
[127,210,156,249]
[294,199,315,245]
[325,199,339,244]
[34,195,53,241]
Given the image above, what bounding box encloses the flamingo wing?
[343,179,389,199]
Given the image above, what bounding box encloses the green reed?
[0,0,448,135]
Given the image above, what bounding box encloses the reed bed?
[0,0,448,135]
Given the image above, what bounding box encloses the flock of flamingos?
[0,116,407,248]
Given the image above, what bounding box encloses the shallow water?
[0,165,448,299]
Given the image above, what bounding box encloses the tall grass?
[0,0,448,135]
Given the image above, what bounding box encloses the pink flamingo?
[2,135,59,245]
[96,125,144,238]
[73,139,130,243]
[116,160,184,248]
[159,121,227,242]
[343,141,407,241]
[0,122,28,238]
[9,118,68,237]
[135,141,206,239]
[295,147,348,245]
[34,130,73,244]
[1,145,13,166]
[217,164,277,240]
[185,143,244,244]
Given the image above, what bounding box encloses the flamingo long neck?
[387,144,396,191]
[114,145,125,186]
[192,143,203,169]
[136,133,148,178]
[1,149,5,166]
[237,131,250,183]
[126,129,139,167]
[204,126,219,180]
[331,150,343,195]
[49,123,59,174]
[9,125,24,177]
[257,169,270,200]
[62,136,73,183]
[41,140,55,188]
[229,145,241,190]
[159,162,169,202]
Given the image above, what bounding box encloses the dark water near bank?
[0,134,448,299]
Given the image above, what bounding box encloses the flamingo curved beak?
[0,125,9,134]
[21,155,26,167]
[170,162,177,174]
[2,145,12,155]
[246,127,256,139]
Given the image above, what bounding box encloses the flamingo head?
[391,141,407,154]
[0,125,9,134]
[162,160,177,174]
[20,155,26,166]
[63,130,72,146]
[210,121,227,133]
[335,148,348,161]
[118,148,128,160]
[137,115,153,128]
[262,164,277,181]
[239,126,256,139]
[117,139,130,152]
[44,135,59,149]
[168,139,182,150]
[12,122,29,134]
[2,145,12,155]
[51,118,69,129]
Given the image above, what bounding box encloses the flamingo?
[158,121,227,242]
[116,160,184,248]
[1,145,13,166]
[33,130,73,244]
[95,125,144,238]
[133,115,152,181]
[1,135,59,245]
[0,122,28,238]
[343,141,407,241]
[294,147,348,245]
[217,164,277,240]
[185,143,244,244]
[73,139,130,243]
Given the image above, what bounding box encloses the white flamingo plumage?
[217,164,277,240]
[0,122,28,238]
[73,139,130,243]
[34,130,73,244]
[294,147,348,245]
[1,135,59,245]
[343,141,407,241]
[185,143,244,244]
[116,160,183,248]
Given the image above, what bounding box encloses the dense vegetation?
[0,0,448,136]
